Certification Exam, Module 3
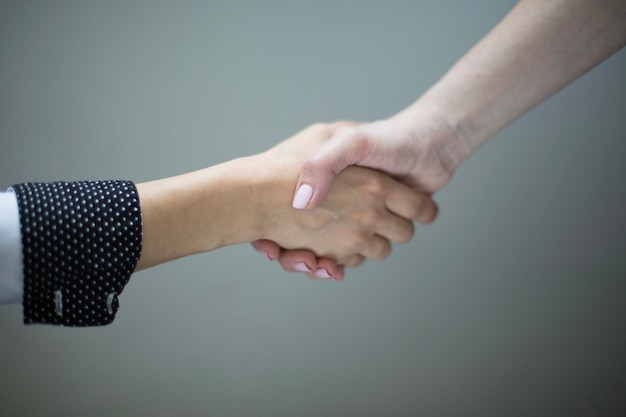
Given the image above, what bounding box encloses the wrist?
[241,151,303,243]
[195,155,288,248]
[380,99,467,193]
[197,151,304,247]
[135,157,270,269]
[398,96,482,168]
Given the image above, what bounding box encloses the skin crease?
[133,122,437,279]
[254,0,626,276]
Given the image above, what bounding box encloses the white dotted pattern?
[12,181,142,326]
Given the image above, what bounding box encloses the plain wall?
[1,1,625,416]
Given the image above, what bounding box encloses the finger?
[250,239,281,261]
[276,249,318,273]
[338,254,365,268]
[383,178,439,224]
[306,258,344,281]
[359,235,393,261]
[370,211,416,244]
[293,126,370,210]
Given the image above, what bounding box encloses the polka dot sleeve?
[11,181,142,326]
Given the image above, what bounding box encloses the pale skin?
[134,122,437,279]
[255,0,626,273]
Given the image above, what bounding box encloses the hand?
[136,122,436,272]
[252,121,439,279]
[292,109,459,210]
[254,111,454,278]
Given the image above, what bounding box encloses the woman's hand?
[251,122,438,279]
[291,111,457,210]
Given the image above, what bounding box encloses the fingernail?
[314,268,332,279]
[292,184,313,209]
[293,262,312,272]
[257,249,272,261]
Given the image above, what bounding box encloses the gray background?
[1,1,624,416]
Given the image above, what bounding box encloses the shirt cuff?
[0,190,24,304]
[12,181,142,326]
[0,189,24,304]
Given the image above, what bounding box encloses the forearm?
[134,156,269,270]
[402,0,626,170]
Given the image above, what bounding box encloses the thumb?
[292,126,368,209]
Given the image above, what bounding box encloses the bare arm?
[292,0,626,206]
[135,123,437,276]
[410,0,626,174]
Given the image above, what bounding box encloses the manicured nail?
[314,268,332,279]
[292,184,313,209]
[293,262,312,272]
[257,249,272,261]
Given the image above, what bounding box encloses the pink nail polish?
[293,262,311,272]
[314,268,332,279]
[257,249,272,261]
[292,184,313,209]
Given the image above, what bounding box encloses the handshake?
[6,116,461,325]
[5,118,453,324]
[8,0,622,324]
[135,117,458,280]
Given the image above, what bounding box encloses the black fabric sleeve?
[11,181,142,326]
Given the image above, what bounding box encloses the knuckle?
[300,158,319,175]
[398,221,415,244]
[341,255,365,268]
[359,209,383,229]
[304,212,331,231]
[350,133,374,159]
[343,230,366,254]
[419,199,439,224]
[300,160,332,183]
[373,240,392,260]
[362,175,387,197]
[407,198,424,220]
